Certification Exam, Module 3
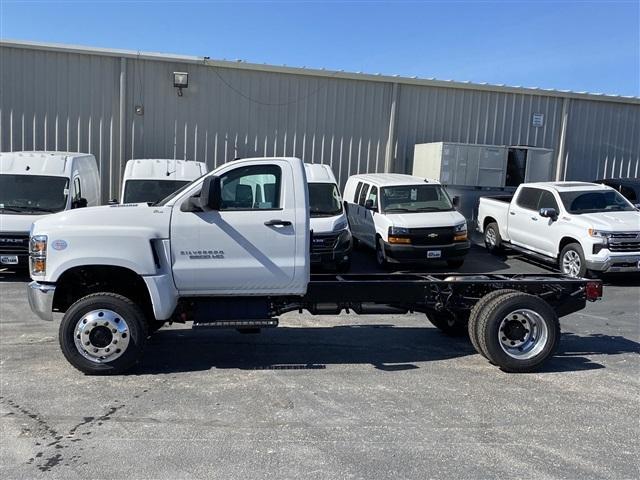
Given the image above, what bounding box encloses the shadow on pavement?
[0,268,30,282]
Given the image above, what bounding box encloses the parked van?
[0,151,100,268]
[120,159,208,204]
[305,163,352,271]
[343,174,469,268]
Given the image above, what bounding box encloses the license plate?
[427,250,441,259]
[0,255,18,265]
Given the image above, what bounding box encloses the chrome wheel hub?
[74,309,130,363]
[562,250,581,277]
[498,309,548,360]
[485,227,497,247]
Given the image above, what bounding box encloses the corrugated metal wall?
[1,42,639,203]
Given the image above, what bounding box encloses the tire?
[484,222,502,254]
[426,311,468,337]
[375,237,388,268]
[476,292,560,373]
[467,289,518,358]
[446,258,465,269]
[559,243,587,278]
[59,293,148,375]
[352,237,360,250]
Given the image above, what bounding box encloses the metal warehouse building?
[1,39,639,202]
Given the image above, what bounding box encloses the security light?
[173,72,188,96]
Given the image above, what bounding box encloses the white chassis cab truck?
[27,158,603,375]
[478,182,640,277]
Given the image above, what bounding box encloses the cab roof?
[526,181,612,192]
[304,163,337,184]
[0,151,93,176]
[348,173,440,187]
[123,159,207,181]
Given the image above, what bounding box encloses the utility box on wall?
[412,142,554,188]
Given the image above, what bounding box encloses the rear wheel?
[468,289,518,358]
[59,293,148,375]
[476,292,560,372]
[376,237,388,268]
[484,222,502,254]
[559,243,587,278]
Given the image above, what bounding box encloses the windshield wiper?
[0,205,45,213]
[415,207,445,212]
[384,208,411,212]
[311,210,341,216]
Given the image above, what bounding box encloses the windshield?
[124,179,191,204]
[380,185,453,213]
[308,183,342,217]
[0,175,69,214]
[559,189,635,214]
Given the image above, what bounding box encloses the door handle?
[264,219,292,227]
[509,212,516,216]
[531,217,538,221]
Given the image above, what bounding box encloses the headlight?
[389,226,410,235]
[588,229,613,239]
[453,222,467,241]
[334,219,348,231]
[29,235,47,275]
[454,222,467,233]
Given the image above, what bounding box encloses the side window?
[358,183,369,206]
[516,187,542,210]
[219,165,281,210]
[537,190,559,211]
[367,186,378,206]
[354,182,364,203]
[73,177,82,201]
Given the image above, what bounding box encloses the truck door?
[507,187,542,248]
[170,160,299,294]
[531,190,562,257]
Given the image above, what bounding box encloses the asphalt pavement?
[1,245,639,479]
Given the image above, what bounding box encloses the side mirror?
[539,207,558,220]
[73,197,88,209]
[452,196,460,208]
[364,199,377,211]
[108,199,119,205]
[634,203,640,210]
[200,176,221,211]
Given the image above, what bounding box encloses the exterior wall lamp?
[173,72,189,96]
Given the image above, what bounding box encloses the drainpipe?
[384,82,399,173]
[555,97,570,181]
[117,57,127,200]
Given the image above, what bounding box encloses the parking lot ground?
[1,246,639,479]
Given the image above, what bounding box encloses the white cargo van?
[304,163,352,271]
[120,159,208,204]
[0,151,100,269]
[343,173,469,268]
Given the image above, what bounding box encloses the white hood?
[384,210,466,229]
[310,213,348,234]
[0,213,48,233]
[574,211,640,231]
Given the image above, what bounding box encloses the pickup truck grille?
[311,233,340,253]
[0,233,30,254]
[608,232,640,252]
[408,227,455,246]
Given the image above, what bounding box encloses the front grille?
[609,232,639,240]
[408,227,455,246]
[311,233,340,253]
[0,233,29,254]
[609,241,640,252]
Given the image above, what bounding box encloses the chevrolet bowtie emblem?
[428,233,438,238]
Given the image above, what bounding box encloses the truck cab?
[120,159,208,204]
[0,151,99,269]
[304,163,352,271]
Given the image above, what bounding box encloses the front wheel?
[559,243,587,278]
[484,222,503,254]
[376,237,389,268]
[59,293,148,375]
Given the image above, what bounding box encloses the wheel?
[467,289,518,358]
[446,258,465,269]
[426,311,468,337]
[59,293,148,375]
[375,237,388,268]
[476,292,560,372]
[484,222,502,254]
[352,237,360,250]
[559,243,587,278]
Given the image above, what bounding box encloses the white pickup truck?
[478,182,640,277]
[27,158,603,375]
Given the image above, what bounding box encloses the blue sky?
[1,0,639,96]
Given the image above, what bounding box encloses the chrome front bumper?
[586,255,640,273]
[27,281,56,321]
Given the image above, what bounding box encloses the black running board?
[193,319,279,329]
[504,242,557,265]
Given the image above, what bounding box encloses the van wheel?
[59,293,148,375]
[376,237,388,268]
[427,311,468,337]
[476,292,560,372]
[484,222,502,254]
[559,243,587,278]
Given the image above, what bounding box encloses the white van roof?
[304,163,337,184]
[0,151,93,176]
[123,159,207,181]
[347,173,440,187]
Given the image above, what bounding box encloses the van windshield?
[559,189,635,214]
[0,175,69,214]
[124,179,192,204]
[308,183,343,217]
[380,185,453,213]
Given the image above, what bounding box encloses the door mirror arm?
[539,207,558,221]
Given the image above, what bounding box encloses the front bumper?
[27,281,56,321]
[384,240,470,263]
[586,255,640,273]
